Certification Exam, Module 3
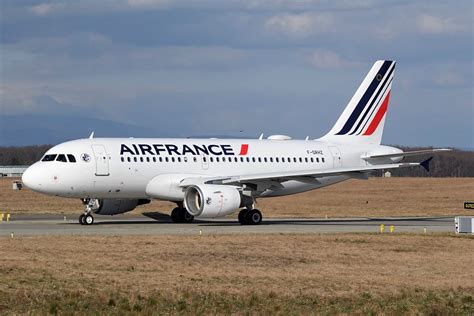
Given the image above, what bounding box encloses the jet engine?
[94,199,150,215]
[184,184,251,218]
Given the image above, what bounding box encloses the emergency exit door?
[91,145,110,176]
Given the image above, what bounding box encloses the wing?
[180,158,432,188]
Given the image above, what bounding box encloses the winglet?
[420,157,433,172]
[89,131,95,139]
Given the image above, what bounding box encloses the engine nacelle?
[184,184,251,218]
[95,199,150,215]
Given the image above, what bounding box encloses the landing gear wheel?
[238,209,249,224]
[244,209,262,225]
[182,210,194,223]
[79,214,85,225]
[171,207,194,223]
[84,214,94,225]
[171,207,180,222]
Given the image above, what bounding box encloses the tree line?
[0,144,472,177]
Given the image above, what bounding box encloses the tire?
[245,209,262,225]
[238,209,249,225]
[79,214,85,225]
[84,214,94,225]
[182,209,194,223]
[171,208,181,223]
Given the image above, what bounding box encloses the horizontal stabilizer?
[420,157,433,172]
[362,148,451,160]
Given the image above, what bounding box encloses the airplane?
[21,60,450,225]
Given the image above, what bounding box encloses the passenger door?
[91,145,110,176]
[328,146,343,168]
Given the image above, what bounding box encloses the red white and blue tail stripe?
[320,60,396,144]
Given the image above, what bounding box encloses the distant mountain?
[0,114,172,146]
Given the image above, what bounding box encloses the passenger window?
[42,154,57,162]
[140,157,143,162]
[134,157,137,162]
[210,157,214,162]
[159,157,163,162]
[269,157,273,163]
[293,157,297,162]
[246,157,250,162]
[216,157,220,162]
[240,157,244,162]
[67,154,76,163]
[282,157,285,163]
[310,157,314,163]
[121,157,124,162]
[203,157,207,162]
[316,157,319,163]
[171,157,175,162]
[305,157,308,163]
[127,157,131,162]
[322,158,325,163]
[178,157,181,162]
[258,157,262,163]
[165,157,169,162]
[299,158,303,163]
[234,157,238,162]
[153,157,156,162]
[146,157,150,162]
[276,157,279,163]
[56,154,67,162]
[222,157,226,162]
[193,157,197,162]
[252,157,256,162]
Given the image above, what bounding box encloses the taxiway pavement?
[0,213,455,236]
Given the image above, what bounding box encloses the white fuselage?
[22,137,401,201]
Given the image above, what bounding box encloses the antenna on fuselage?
[305,136,309,141]
[258,133,264,140]
[89,131,95,139]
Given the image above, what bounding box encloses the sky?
[1,0,473,148]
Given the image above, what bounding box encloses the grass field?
[0,234,473,314]
[1,177,473,218]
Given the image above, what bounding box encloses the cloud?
[417,14,466,34]
[127,0,170,8]
[30,3,55,16]
[264,13,333,37]
[308,49,357,69]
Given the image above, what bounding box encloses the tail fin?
[320,60,396,145]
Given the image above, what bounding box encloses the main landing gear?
[79,198,96,225]
[238,208,262,225]
[170,206,194,223]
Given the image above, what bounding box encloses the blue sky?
[1,0,472,147]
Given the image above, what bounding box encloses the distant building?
[0,166,29,178]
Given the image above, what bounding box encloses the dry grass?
[1,177,473,217]
[0,233,473,314]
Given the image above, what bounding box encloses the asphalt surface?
[0,213,456,236]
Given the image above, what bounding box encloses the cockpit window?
[42,154,57,162]
[67,154,76,163]
[56,154,67,162]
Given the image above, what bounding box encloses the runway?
[0,213,455,236]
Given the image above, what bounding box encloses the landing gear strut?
[238,208,262,225]
[79,198,97,225]
[170,205,194,223]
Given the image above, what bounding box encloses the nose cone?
[22,163,43,192]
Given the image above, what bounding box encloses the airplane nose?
[22,164,42,191]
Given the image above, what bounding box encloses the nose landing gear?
[79,198,97,225]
